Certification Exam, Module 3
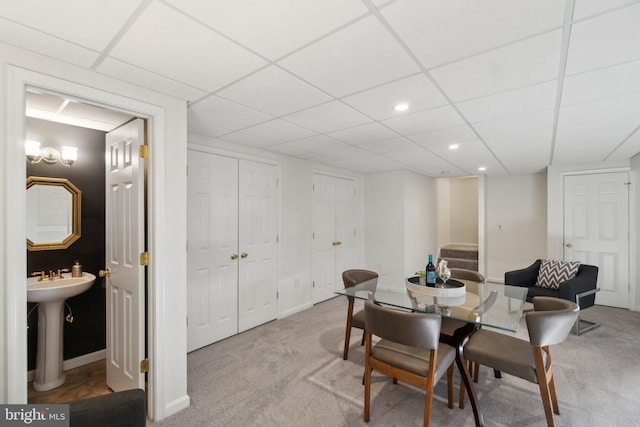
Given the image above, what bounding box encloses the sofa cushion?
[535,259,580,290]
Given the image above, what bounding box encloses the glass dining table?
[335,272,528,427]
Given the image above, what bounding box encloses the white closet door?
[334,177,356,286]
[238,160,279,332]
[187,151,239,351]
[312,174,337,303]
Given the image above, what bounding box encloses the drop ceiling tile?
[430,30,562,102]
[385,149,467,177]
[328,122,398,145]
[97,58,208,101]
[0,17,99,68]
[166,0,368,60]
[556,115,640,142]
[282,101,371,133]
[266,143,310,157]
[382,105,466,136]
[562,60,640,106]
[318,145,372,161]
[217,131,274,148]
[456,81,557,123]
[0,0,143,51]
[349,155,404,172]
[429,140,508,175]
[188,120,233,138]
[607,127,640,161]
[483,131,552,174]
[241,119,316,143]
[279,16,419,97]
[473,110,555,138]
[557,92,640,126]
[553,131,626,164]
[297,152,341,163]
[566,3,640,75]
[110,2,266,92]
[216,66,332,117]
[341,74,448,120]
[409,126,478,148]
[382,0,564,68]
[573,0,636,20]
[359,137,418,154]
[283,135,351,152]
[188,95,272,131]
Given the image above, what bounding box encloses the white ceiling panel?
[382,105,466,136]
[167,0,368,60]
[279,16,419,97]
[606,127,640,161]
[0,0,144,51]
[386,149,467,177]
[328,122,399,145]
[473,110,555,139]
[561,60,640,106]
[565,3,640,75]
[410,125,478,148]
[215,66,332,117]
[430,30,562,102]
[240,119,316,143]
[429,140,507,176]
[188,95,273,131]
[265,143,310,157]
[557,92,640,126]
[556,115,640,143]
[283,135,351,153]
[0,17,99,68]
[110,2,266,92]
[217,131,273,148]
[382,0,564,68]
[456,81,557,124]
[573,0,637,20]
[359,137,419,154]
[188,120,233,138]
[282,101,371,134]
[553,131,628,164]
[97,57,208,101]
[319,145,372,161]
[297,152,340,163]
[341,74,448,120]
[349,155,404,172]
[483,131,552,174]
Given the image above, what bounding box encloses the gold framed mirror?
[26,176,81,251]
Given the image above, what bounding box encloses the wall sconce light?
[25,140,78,167]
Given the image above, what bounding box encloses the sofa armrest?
[69,388,146,427]
[504,260,541,288]
[558,264,599,309]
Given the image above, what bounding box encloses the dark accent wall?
[26,117,106,370]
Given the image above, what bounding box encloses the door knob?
[231,253,238,260]
[332,241,342,246]
[565,243,573,248]
[99,268,111,277]
[240,252,248,258]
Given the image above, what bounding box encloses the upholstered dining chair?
[461,297,579,427]
[363,298,456,427]
[342,269,378,360]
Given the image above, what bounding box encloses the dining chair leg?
[447,365,454,409]
[533,346,556,427]
[343,300,354,360]
[364,332,372,422]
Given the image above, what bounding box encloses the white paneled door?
[105,119,146,391]
[563,172,630,308]
[187,152,239,351]
[312,174,355,304]
[187,150,279,351]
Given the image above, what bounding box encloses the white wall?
[187,134,365,318]
[0,43,188,419]
[450,177,478,244]
[484,173,547,282]
[404,172,437,274]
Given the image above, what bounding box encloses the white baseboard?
[158,394,190,421]
[486,277,504,284]
[27,349,106,382]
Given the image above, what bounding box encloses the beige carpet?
[148,297,640,426]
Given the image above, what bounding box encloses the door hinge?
[140,252,149,266]
[140,358,149,373]
[139,145,149,159]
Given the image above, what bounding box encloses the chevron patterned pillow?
[535,259,580,290]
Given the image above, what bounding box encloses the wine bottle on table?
[426,254,436,286]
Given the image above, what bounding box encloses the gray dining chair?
[363,298,456,427]
[461,296,579,427]
[342,269,378,360]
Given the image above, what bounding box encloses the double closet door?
[187,150,279,352]
[312,173,356,304]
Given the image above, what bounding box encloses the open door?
[105,118,146,391]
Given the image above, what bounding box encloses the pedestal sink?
[27,272,96,391]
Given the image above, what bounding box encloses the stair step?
[439,248,478,261]
[439,257,478,271]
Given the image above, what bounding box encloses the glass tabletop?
[335,272,528,332]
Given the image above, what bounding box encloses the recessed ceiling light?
[449,144,459,150]
[478,167,486,171]
[394,103,409,112]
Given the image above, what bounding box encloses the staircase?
[438,243,479,271]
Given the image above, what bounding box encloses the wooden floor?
[28,359,112,404]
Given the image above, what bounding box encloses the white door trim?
[4,66,182,417]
